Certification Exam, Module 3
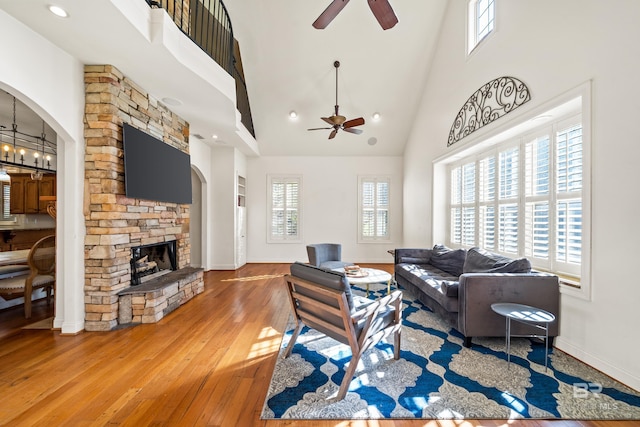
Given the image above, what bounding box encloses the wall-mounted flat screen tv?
[122,123,192,204]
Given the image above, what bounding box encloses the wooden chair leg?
[284,321,304,358]
[336,348,364,400]
[394,329,401,360]
[24,293,32,319]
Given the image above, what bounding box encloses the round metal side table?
[491,302,556,371]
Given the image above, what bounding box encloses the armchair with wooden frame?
[0,235,55,318]
[283,261,403,400]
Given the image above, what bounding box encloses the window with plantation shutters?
[268,175,301,242]
[447,115,585,281]
[359,176,390,242]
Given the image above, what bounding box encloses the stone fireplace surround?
[83,64,203,331]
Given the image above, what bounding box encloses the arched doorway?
[190,168,204,268]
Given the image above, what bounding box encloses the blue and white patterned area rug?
[261,283,640,420]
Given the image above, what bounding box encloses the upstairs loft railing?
[146,0,255,138]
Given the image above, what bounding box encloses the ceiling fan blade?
[367,0,398,30]
[308,127,333,131]
[313,0,351,29]
[343,117,365,128]
[343,127,363,135]
[328,129,338,139]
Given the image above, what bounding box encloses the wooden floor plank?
[0,263,636,426]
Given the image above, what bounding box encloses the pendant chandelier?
[0,91,57,180]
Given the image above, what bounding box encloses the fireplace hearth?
[130,241,177,286]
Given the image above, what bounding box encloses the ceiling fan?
[307,61,365,140]
[313,0,398,30]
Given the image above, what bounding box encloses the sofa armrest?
[394,248,433,265]
[457,272,560,339]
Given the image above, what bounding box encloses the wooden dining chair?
[0,235,55,318]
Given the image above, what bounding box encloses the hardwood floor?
[0,263,635,426]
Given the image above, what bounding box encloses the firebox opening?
[130,240,177,286]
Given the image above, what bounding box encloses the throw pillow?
[463,247,531,274]
[440,280,460,297]
[429,247,466,276]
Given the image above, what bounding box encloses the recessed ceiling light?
[48,5,69,18]
[372,112,381,121]
[212,134,218,139]
[289,111,298,119]
[162,97,182,106]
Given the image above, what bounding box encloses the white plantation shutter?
[524,201,550,259]
[479,156,495,249]
[499,147,518,200]
[2,183,10,220]
[555,124,583,274]
[498,203,518,254]
[557,199,582,265]
[285,181,299,237]
[268,175,301,242]
[498,147,518,254]
[524,136,551,261]
[359,177,390,241]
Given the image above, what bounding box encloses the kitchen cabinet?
[9,173,56,215]
[0,228,55,251]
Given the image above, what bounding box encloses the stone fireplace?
[83,64,203,331]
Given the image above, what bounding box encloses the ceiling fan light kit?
[313,0,398,30]
[307,61,365,140]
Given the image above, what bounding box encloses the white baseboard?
[555,337,640,392]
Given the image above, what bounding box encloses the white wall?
[247,156,403,264]
[403,0,640,389]
[0,10,86,333]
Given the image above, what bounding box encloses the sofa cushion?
[429,247,466,276]
[398,256,430,264]
[394,263,459,312]
[463,247,531,274]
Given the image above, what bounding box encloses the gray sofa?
[394,245,560,347]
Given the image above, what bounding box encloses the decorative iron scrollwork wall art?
[447,76,531,146]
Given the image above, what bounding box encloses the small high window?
[468,0,495,54]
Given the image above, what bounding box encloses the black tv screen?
[122,123,192,204]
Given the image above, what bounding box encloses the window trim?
[467,0,496,55]
[267,174,302,244]
[358,175,391,243]
[434,82,592,301]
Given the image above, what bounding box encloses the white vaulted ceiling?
[0,0,448,157]
[225,0,448,156]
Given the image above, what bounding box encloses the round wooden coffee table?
[336,267,393,296]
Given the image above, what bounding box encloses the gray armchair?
[306,243,352,269]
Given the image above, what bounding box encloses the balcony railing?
[146,0,255,138]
